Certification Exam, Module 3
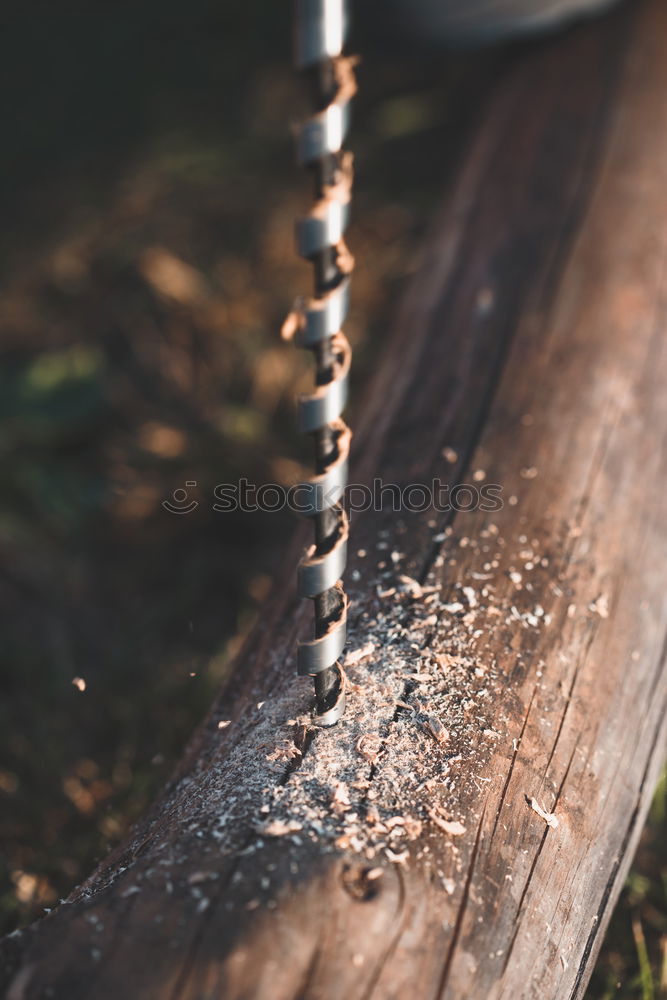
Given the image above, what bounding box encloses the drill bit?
[282,0,356,725]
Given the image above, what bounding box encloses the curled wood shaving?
[528,797,559,829]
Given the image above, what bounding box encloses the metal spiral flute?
[281,0,356,725]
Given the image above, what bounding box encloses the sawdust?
[67,517,590,910]
[231,523,566,866]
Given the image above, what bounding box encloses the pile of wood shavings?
[256,524,560,865]
[76,522,572,901]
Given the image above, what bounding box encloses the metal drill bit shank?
[282,0,356,725]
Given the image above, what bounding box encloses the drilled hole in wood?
[341,862,384,902]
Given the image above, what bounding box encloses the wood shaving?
[462,586,478,608]
[398,575,424,598]
[428,810,467,836]
[259,819,303,837]
[266,742,302,763]
[344,642,376,667]
[589,594,609,619]
[421,716,449,745]
[331,782,351,814]
[385,848,409,864]
[528,797,559,829]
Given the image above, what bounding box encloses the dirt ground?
[0,3,664,996]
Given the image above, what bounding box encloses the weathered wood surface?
[3,0,667,997]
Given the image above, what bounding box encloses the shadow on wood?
[3,0,667,997]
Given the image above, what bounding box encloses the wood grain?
[3,1,667,997]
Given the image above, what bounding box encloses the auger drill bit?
[282,0,356,725]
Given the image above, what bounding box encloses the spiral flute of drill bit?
[282,0,356,725]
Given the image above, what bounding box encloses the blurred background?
[0,2,664,996]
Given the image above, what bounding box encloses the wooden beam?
[3,1,667,997]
